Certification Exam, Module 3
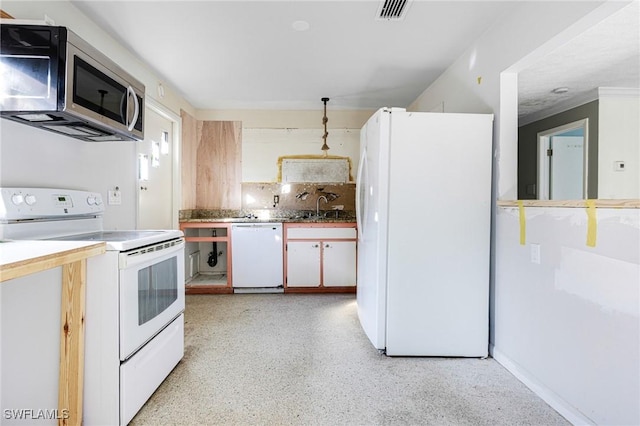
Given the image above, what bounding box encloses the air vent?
[376,0,411,20]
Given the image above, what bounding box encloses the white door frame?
[138,98,182,229]
[536,118,589,200]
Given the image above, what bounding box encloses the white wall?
[598,89,640,199]
[0,0,194,229]
[494,207,639,425]
[409,0,616,199]
[408,1,639,424]
[197,109,373,129]
[0,120,138,230]
[198,109,372,183]
[1,1,193,118]
[242,128,359,182]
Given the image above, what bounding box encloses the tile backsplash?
[242,182,355,212]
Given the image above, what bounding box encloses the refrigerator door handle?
[356,146,367,239]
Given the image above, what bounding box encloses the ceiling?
[69,0,639,118]
[518,1,639,124]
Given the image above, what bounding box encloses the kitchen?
[1,1,638,426]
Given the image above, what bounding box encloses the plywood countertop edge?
[0,243,106,283]
[497,199,640,209]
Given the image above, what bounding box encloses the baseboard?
[490,344,595,426]
[233,287,285,294]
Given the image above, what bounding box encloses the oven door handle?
[119,239,184,269]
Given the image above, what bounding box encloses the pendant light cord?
[321,97,330,154]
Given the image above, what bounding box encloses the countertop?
[0,240,106,282]
[179,209,356,224]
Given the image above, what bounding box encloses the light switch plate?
[530,243,541,264]
[108,190,122,205]
[614,161,626,171]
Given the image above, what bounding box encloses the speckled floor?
[130,294,568,426]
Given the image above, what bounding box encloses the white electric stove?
[0,187,185,425]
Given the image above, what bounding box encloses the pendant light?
[321,97,330,154]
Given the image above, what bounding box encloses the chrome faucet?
[316,195,328,218]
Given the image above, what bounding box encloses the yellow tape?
[586,199,597,247]
[517,200,526,245]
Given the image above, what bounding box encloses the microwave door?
[72,55,128,126]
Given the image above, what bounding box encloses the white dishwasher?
[231,223,284,290]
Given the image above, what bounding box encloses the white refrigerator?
[356,108,493,356]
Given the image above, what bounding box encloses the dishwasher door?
[231,223,284,288]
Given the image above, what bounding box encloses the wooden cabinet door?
[286,241,321,287]
[323,241,357,287]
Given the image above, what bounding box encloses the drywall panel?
[1,267,62,426]
[494,206,639,425]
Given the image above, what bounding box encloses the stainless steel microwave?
[0,24,144,141]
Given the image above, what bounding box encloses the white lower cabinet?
[285,224,357,289]
[322,241,356,287]
[286,241,321,287]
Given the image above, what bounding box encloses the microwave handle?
[127,86,140,132]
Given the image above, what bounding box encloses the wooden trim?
[180,222,233,229]
[58,260,86,426]
[0,243,105,283]
[285,286,356,294]
[1,9,14,19]
[1,243,104,426]
[186,286,234,294]
[180,236,229,242]
[284,237,357,242]
[284,222,356,229]
[497,199,640,209]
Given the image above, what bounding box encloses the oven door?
[119,238,185,361]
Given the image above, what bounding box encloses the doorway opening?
[537,119,589,200]
[137,99,181,229]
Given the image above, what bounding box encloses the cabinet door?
[286,241,321,287]
[323,241,357,287]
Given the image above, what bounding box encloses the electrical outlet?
[108,190,122,205]
[530,243,541,264]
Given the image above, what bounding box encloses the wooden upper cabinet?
[181,110,242,210]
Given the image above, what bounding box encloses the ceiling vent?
[376,0,411,20]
